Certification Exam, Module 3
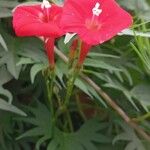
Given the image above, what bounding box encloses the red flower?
[61,0,132,45]
[61,0,132,65]
[13,0,64,67]
[13,2,63,37]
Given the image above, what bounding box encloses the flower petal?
[15,21,63,37]
[13,5,63,37]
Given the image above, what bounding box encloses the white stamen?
[41,0,51,9]
[92,2,102,16]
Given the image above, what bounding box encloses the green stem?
[133,112,150,122]
[46,69,55,122]
[64,39,82,106]
[62,39,83,132]
[63,71,78,132]
[66,108,74,132]
[76,94,87,121]
[64,71,78,106]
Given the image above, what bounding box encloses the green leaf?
[113,122,145,150]
[17,101,52,148]
[0,98,26,116]
[0,66,12,85]
[18,37,48,64]
[0,1,19,8]
[0,66,13,103]
[47,138,59,150]
[118,0,149,11]
[0,1,20,18]
[17,127,45,140]
[0,8,12,18]
[4,51,21,79]
[0,34,8,51]
[16,57,34,66]
[101,74,138,110]
[84,58,121,71]
[75,78,91,96]
[131,83,150,110]
[88,52,120,59]
[17,102,111,150]
[36,135,51,150]
[48,119,111,150]
[119,29,150,38]
[131,33,150,74]
[0,33,22,79]
[118,0,150,21]
[0,86,13,103]
[0,110,30,150]
[30,63,45,83]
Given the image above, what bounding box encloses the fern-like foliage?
[17,101,111,150]
[113,122,146,150]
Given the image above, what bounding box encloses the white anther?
[92,2,102,16]
[41,0,51,9]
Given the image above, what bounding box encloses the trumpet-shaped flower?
[61,0,132,45]
[13,0,64,66]
[13,2,63,37]
[61,0,132,64]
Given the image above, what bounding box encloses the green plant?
[0,0,150,150]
